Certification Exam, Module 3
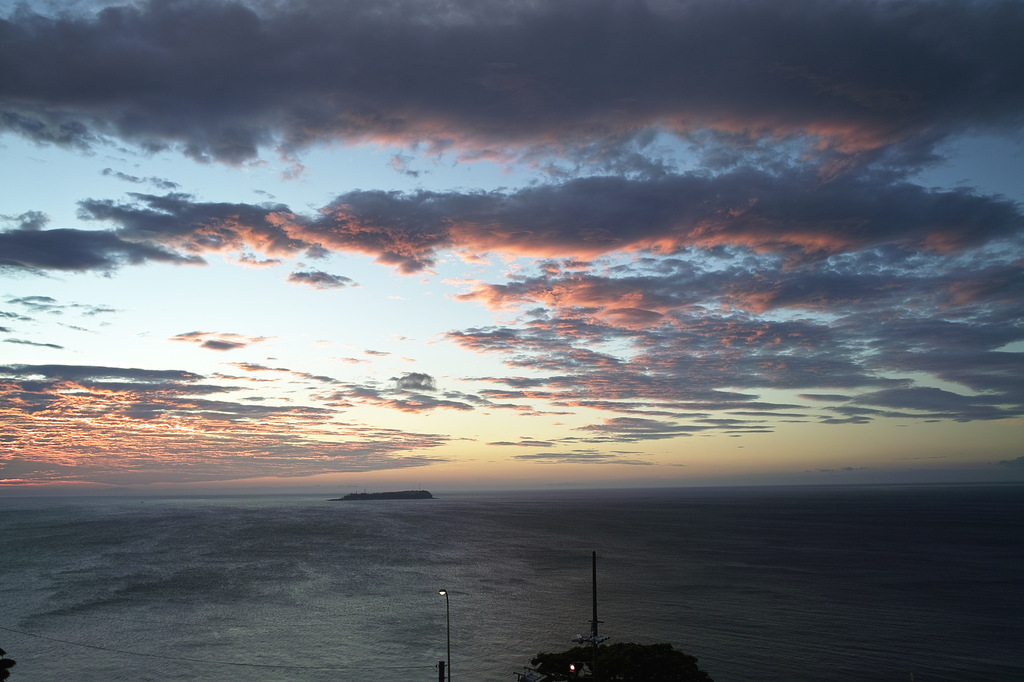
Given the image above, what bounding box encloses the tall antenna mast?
[571,551,609,680]
[591,550,600,643]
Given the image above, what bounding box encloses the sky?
[1,0,1023,494]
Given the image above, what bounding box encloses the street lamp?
[438,589,451,682]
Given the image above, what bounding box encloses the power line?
[0,625,433,672]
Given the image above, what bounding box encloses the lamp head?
[438,589,447,596]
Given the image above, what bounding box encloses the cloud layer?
[0,363,450,484]
[2,0,1022,486]
[2,0,1023,164]
[4,165,1015,276]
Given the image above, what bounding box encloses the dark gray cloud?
[0,362,204,385]
[852,386,1017,422]
[52,165,1023,275]
[1,210,49,231]
[0,223,202,272]
[6,295,119,318]
[488,439,555,448]
[394,372,438,392]
[78,192,310,259]
[2,0,1021,164]
[39,364,187,382]
[169,331,269,351]
[7,295,59,311]
[576,417,711,442]
[310,169,1022,268]
[321,381,476,413]
[223,361,338,385]
[2,309,41,324]
[512,450,652,465]
[101,167,180,190]
[313,371,543,414]
[287,270,354,290]
[3,338,64,349]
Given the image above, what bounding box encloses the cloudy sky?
[2,0,1023,493]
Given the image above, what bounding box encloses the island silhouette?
[329,490,433,501]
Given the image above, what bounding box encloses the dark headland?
[329,490,433,501]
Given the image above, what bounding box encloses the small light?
[439,589,447,595]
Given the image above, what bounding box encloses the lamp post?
[438,589,451,682]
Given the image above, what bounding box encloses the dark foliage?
[532,642,713,682]
[0,647,15,681]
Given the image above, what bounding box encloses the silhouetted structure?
[531,642,714,681]
[329,490,433,500]
[0,647,15,681]
[522,552,715,681]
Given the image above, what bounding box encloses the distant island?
[330,490,434,501]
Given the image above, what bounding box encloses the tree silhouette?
[0,647,15,681]
[532,642,714,682]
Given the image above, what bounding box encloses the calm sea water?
[1,484,1022,681]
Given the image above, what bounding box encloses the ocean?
[1,484,1022,681]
